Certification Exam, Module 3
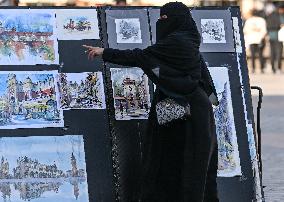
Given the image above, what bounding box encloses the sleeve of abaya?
[102,48,154,68]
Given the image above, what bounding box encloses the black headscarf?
[144,2,217,104]
[156,2,201,43]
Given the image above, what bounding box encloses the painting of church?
[110,67,151,120]
[0,71,63,129]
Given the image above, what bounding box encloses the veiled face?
[159,15,168,20]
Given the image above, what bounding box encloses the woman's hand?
[82,45,104,60]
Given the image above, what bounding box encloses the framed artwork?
[115,18,142,44]
[0,135,89,202]
[191,9,235,52]
[209,67,242,177]
[105,9,151,50]
[110,67,151,120]
[0,71,63,129]
[56,9,100,40]
[58,72,106,110]
[0,9,59,65]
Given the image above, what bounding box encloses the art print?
[0,135,89,202]
[115,18,142,43]
[232,17,242,53]
[0,71,63,129]
[201,19,226,43]
[58,72,106,110]
[191,10,234,52]
[110,67,150,120]
[56,9,100,40]
[0,9,59,65]
[209,67,241,177]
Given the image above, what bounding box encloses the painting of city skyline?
[110,67,150,120]
[0,71,63,129]
[209,67,242,177]
[0,135,89,202]
[58,72,106,110]
[0,9,59,65]
[56,9,100,40]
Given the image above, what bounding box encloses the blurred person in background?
[244,9,267,73]
[266,3,282,73]
[116,0,127,6]
[278,3,284,72]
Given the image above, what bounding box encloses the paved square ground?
[250,72,284,202]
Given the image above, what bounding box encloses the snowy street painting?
[0,135,89,202]
[209,67,242,177]
[201,19,226,44]
[110,67,150,120]
[115,18,142,43]
[58,72,106,110]
[0,9,59,65]
[56,9,100,40]
[0,71,63,129]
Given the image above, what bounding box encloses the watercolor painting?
[201,19,226,44]
[115,18,142,43]
[58,72,106,110]
[56,9,99,40]
[110,67,150,120]
[209,67,242,177]
[0,71,63,129]
[0,135,89,202]
[0,9,59,65]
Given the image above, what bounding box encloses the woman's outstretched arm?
[82,45,153,67]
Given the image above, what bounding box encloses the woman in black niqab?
[83,2,219,202]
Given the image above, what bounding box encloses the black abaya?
[102,30,219,202]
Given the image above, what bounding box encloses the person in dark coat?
[83,2,219,202]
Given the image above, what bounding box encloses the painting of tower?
[71,152,78,177]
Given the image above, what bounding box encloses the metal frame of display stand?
[251,85,265,201]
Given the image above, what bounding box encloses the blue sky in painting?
[0,73,54,96]
[64,16,88,23]
[0,12,53,32]
[0,135,86,172]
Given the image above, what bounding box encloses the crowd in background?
[244,2,284,74]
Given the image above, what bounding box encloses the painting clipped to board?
[0,71,63,129]
[191,9,235,52]
[56,9,100,40]
[209,67,242,177]
[58,72,106,110]
[0,9,59,65]
[0,135,89,202]
[115,18,143,43]
[110,67,151,120]
[201,19,226,43]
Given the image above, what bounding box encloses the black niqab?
[156,2,201,43]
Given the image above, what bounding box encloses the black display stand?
[100,6,263,202]
[0,6,263,202]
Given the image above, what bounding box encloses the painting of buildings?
[110,67,150,120]
[0,71,63,129]
[0,9,59,65]
[58,72,106,110]
[56,9,100,40]
[0,135,89,202]
[209,67,242,177]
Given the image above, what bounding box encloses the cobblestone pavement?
[250,72,284,202]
